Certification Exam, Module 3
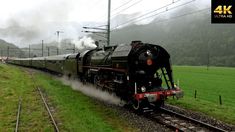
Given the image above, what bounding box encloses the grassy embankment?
[167,66,235,124]
[0,63,136,131]
[0,64,53,131]
[34,72,136,131]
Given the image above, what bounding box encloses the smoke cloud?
[59,76,123,105]
[72,36,97,51]
[0,0,84,47]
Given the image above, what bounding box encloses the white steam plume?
[72,36,97,51]
[59,76,123,105]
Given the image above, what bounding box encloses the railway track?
[29,71,59,132]
[14,87,59,132]
[30,70,60,132]
[14,70,59,132]
[144,107,228,132]
[37,87,60,132]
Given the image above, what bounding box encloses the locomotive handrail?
[83,65,127,73]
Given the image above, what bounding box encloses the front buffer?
[132,88,184,110]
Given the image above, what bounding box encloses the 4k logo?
[214,6,232,14]
[211,0,235,23]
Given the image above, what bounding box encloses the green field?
[0,64,136,131]
[168,66,235,124]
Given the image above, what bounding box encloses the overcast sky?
[0,0,181,25]
[0,0,210,47]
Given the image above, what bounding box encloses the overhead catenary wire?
[84,0,108,27]
[112,0,196,29]
[112,0,181,28]
[92,0,142,24]
[112,0,135,12]
[153,7,210,24]
[111,0,143,19]
[112,7,210,32]
[84,0,144,29]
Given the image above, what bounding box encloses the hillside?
[24,39,78,57]
[0,39,23,57]
[109,9,235,67]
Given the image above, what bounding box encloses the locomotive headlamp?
[146,50,151,56]
[141,86,146,92]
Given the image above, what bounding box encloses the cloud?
[0,0,80,47]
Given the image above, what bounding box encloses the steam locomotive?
[7,41,183,111]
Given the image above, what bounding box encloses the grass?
[0,63,137,131]
[3,63,234,130]
[167,66,235,124]
[34,72,136,132]
[0,63,53,131]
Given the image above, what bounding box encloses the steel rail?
[146,113,185,132]
[37,87,59,132]
[160,107,227,132]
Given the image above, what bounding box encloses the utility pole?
[7,46,9,58]
[56,31,63,42]
[29,45,31,58]
[82,0,111,47]
[42,40,44,57]
[55,31,64,48]
[19,51,22,58]
[57,47,59,55]
[73,44,75,53]
[0,49,2,57]
[207,50,210,70]
[107,0,111,46]
[47,47,50,56]
[207,41,210,70]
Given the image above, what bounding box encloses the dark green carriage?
[45,54,69,74]
[63,53,80,78]
[21,58,32,67]
[32,57,45,69]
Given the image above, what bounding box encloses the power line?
[84,0,108,27]
[83,0,111,46]
[93,0,139,23]
[112,0,180,28]
[153,7,210,24]
[95,25,108,28]
[112,7,209,32]
[112,0,135,12]
[112,0,196,29]
[111,0,143,18]
[84,0,142,28]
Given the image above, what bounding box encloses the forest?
[109,9,235,67]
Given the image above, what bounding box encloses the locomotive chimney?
[95,41,99,48]
[132,40,142,44]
